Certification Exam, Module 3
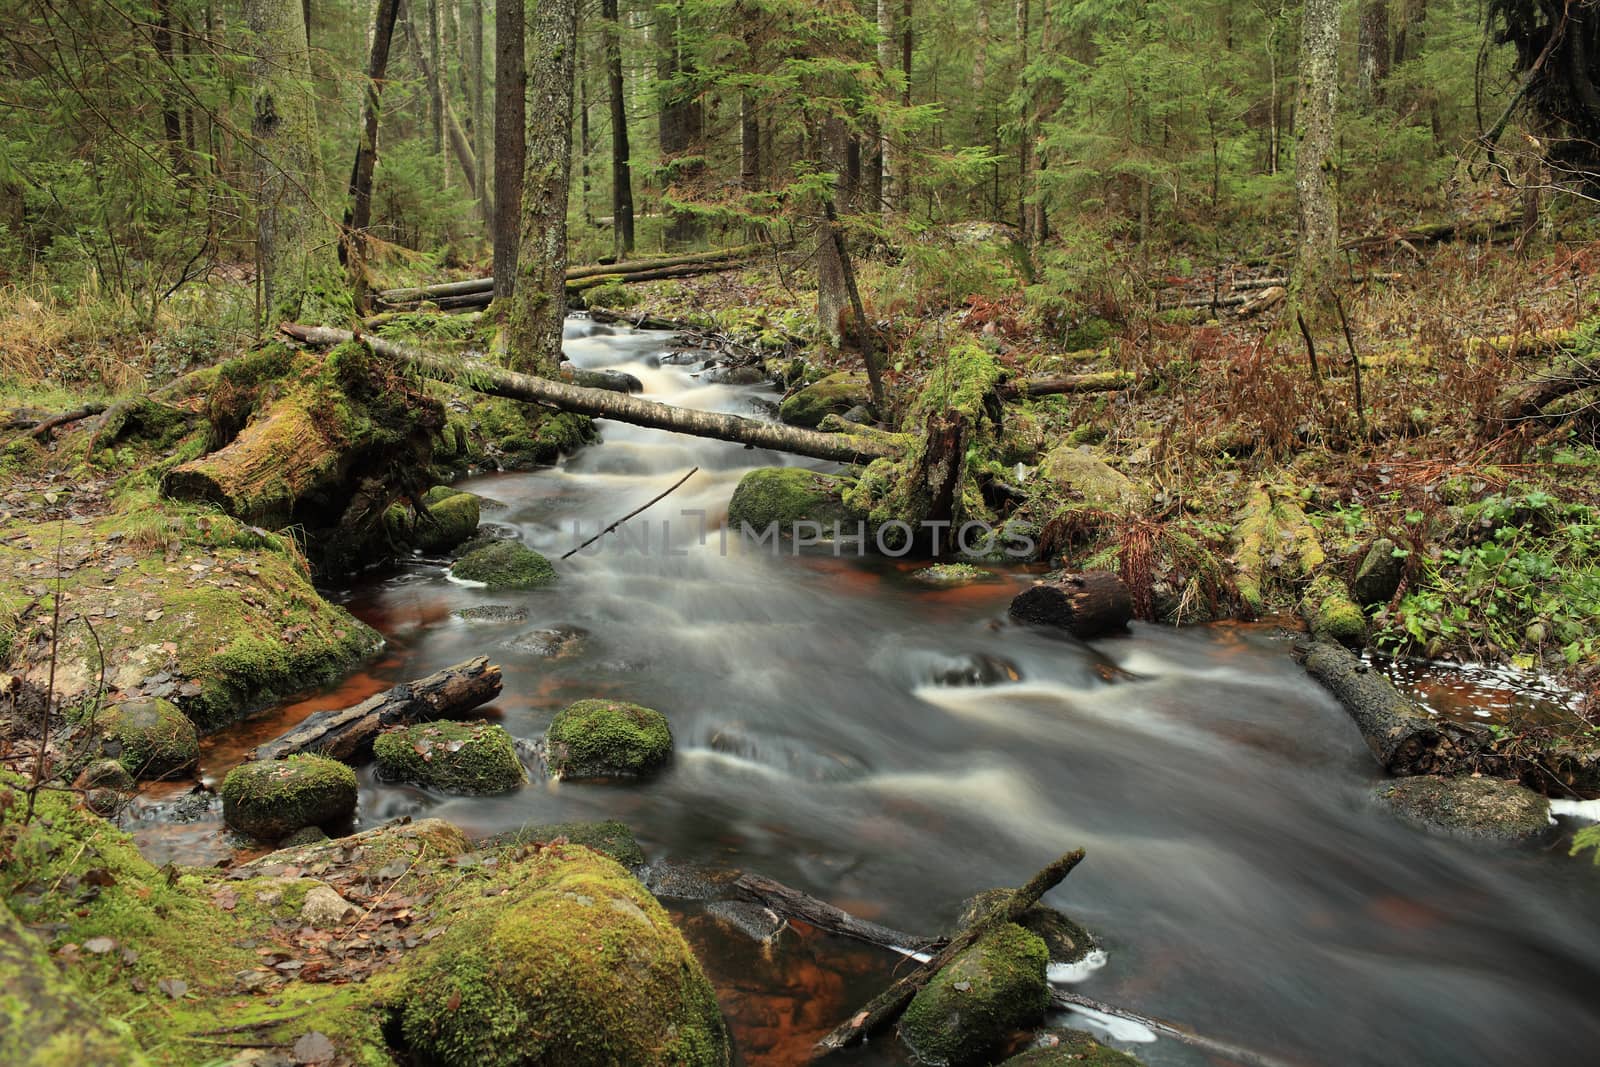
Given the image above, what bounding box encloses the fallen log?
[253,656,503,762]
[3,403,109,446]
[281,324,900,464]
[376,244,762,305]
[1340,217,1521,251]
[1297,641,1500,777]
[998,370,1135,399]
[1048,989,1292,1067]
[814,849,1085,1055]
[1008,573,1133,639]
[733,872,941,954]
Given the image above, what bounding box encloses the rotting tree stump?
[1008,572,1132,639]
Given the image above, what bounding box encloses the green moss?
[406,491,481,553]
[778,371,872,427]
[956,890,1094,966]
[725,468,855,532]
[452,540,557,589]
[1299,574,1367,645]
[104,697,197,781]
[546,699,673,779]
[1002,1029,1145,1066]
[220,755,358,841]
[583,280,638,309]
[1232,484,1326,613]
[1038,445,1148,511]
[374,721,526,795]
[392,844,730,1067]
[911,563,994,585]
[900,922,1050,1067]
[479,819,645,868]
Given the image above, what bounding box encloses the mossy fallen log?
[253,656,503,762]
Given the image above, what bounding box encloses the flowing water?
[146,318,1600,1067]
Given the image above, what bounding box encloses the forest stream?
[123,318,1600,1067]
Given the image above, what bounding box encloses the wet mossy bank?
[0,775,732,1067]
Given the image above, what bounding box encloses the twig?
[187,1012,309,1037]
[2,404,108,449]
[1049,989,1296,1067]
[1296,311,1324,402]
[559,467,699,560]
[1332,292,1366,438]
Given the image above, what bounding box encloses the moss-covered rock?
[911,563,995,586]
[404,490,482,553]
[1299,574,1367,646]
[778,371,872,427]
[583,280,638,309]
[547,699,673,780]
[477,819,645,868]
[392,844,730,1067]
[373,721,526,795]
[1232,483,1326,613]
[1375,775,1552,842]
[900,922,1050,1067]
[1351,537,1406,606]
[451,539,557,589]
[1038,445,1147,510]
[220,755,359,841]
[104,697,197,781]
[956,890,1095,966]
[1002,1029,1144,1066]
[725,468,855,533]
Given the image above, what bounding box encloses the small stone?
[299,885,356,929]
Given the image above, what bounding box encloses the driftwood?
[814,849,1085,1055]
[733,871,941,954]
[280,324,901,464]
[253,656,503,762]
[1008,573,1133,639]
[1047,989,1292,1067]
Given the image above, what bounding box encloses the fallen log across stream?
[253,656,502,762]
[280,323,904,464]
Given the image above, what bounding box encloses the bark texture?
[1007,573,1133,639]
[492,0,525,300]
[1293,0,1340,306]
[602,0,635,256]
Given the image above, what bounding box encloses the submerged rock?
[394,844,731,1067]
[929,653,1023,688]
[374,721,526,795]
[502,624,589,658]
[220,755,358,841]
[453,604,530,624]
[104,696,198,781]
[1375,775,1552,842]
[778,371,872,427]
[1002,1029,1145,1066]
[546,699,673,779]
[900,922,1050,1067]
[725,467,855,533]
[451,539,557,589]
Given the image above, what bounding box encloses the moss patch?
[547,699,673,780]
[477,819,646,868]
[778,371,872,427]
[1299,574,1367,645]
[220,755,359,841]
[725,468,855,533]
[103,697,197,781]
[900,921,1050,1067]
[373,721,526,795]
[388,490,481,553]
[391,843,730,1067]
[452,540,557,590]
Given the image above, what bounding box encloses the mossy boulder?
[778,371,872,427]
[900,922,1050,1067]
[912,563,994,586]
[1375,775,1552,842]
[478,819,645,868]
[407,490,482,553]
[452,540,556,590]
[1351,537,1406,606]
[1002,1029,1144,1066]
[1038,445,1147,510]
[373,721,526,795]
[1299,574,1367,646]
[725,468,855,533]
[547,699,673,780]
[220,755,359,841]
[104,697,197,781]
[957,890,1095,967]
[392,843,731,1067]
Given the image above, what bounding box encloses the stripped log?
[253,656,503,762]
[280,324,901,464]
[814,849,1085,1055]
[1009,573,1133,639]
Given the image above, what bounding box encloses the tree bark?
[244,0,347,327]
[253,657,503,761]
[467,0,490,228]
[1008,573,1133,639]
[1293,0,1340,311]
[815,116,851,345]
[1356,0,1390,108]
[280,325,904,463]
[657,2,704,246]
[493,0,525,301]
[344,0,402,306]
[740,94,761,193]
[426,0,444,159]
[876,0,895,216]
[602,0,635,257]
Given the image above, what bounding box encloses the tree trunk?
[244,0,347,327]
[579,50,594,226]
[877,0,896,216]
[603,0,635,256]
[344,0,402,306]
[1293,0,1340,311]
[280,325,905,463]
[153,0,186,179]
[1016,0,1033,241]
[657,2,704,246]
[1356,0,1390,108]
[1008,573,1133,639]
[503,0,579,376]
[427,0,444,159]
[815,116,851,345]
[467,0,490,228]
[739,94,760,192]
[492,0,525,300]
[253,657,503,762]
